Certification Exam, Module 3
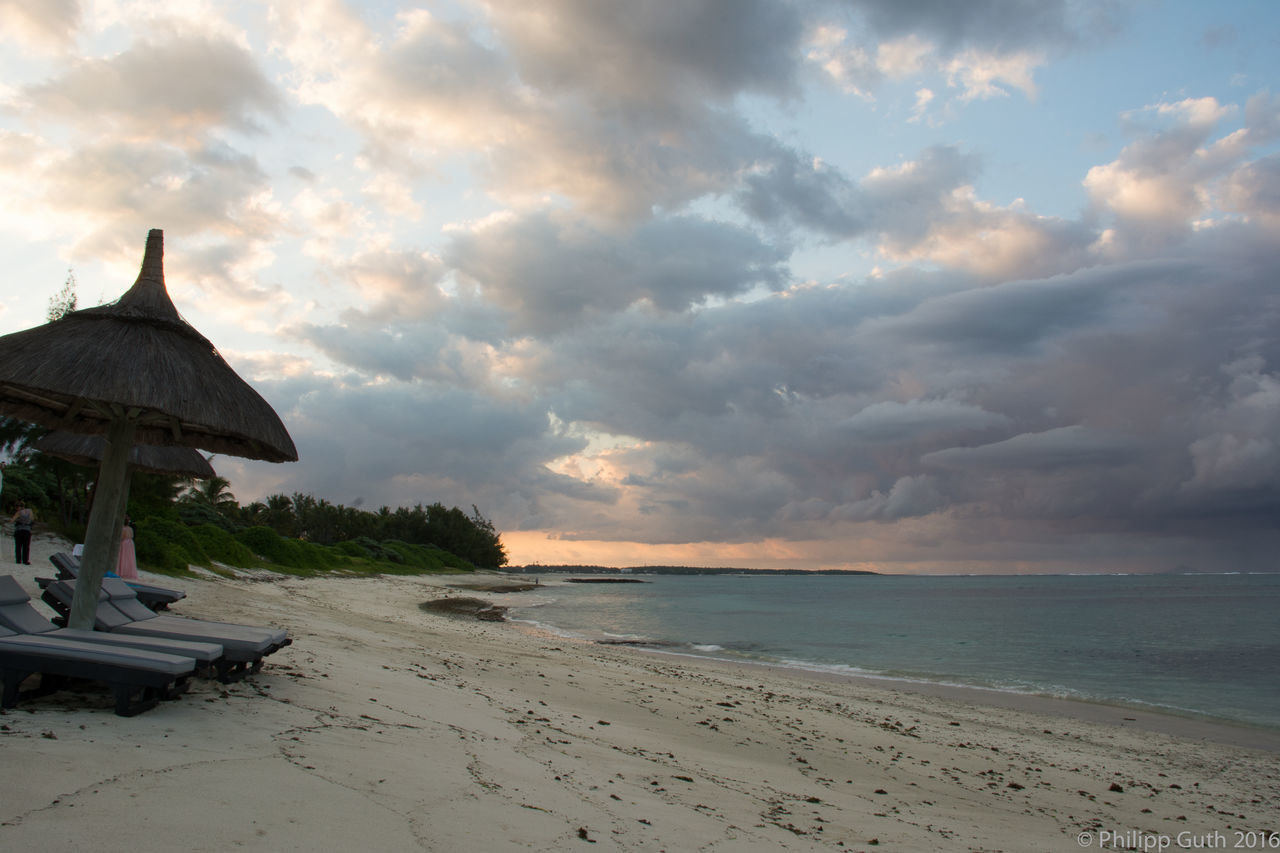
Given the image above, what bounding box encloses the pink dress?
[117,527,138,579]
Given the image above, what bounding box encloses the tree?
[128,471,187,521]
[47,270,78,322]
[263,493,296,536]
[182,476,237,510]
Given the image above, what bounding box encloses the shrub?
[135,516,209,571]
[383,540,474,572]
[335,536,404,563]
[334,540,370,558]
[176,501,241,532]
[236,526,296,563]
[190,524,257,567]
[235,526,336,572]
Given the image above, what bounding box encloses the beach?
[2,534,1276,852]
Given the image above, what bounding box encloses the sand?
[2,532,1276,852]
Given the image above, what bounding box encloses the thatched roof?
[0,230,297,463]
[33,432,216,479]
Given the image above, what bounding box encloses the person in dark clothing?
[11,501,33,565]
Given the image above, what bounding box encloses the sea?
[502,572,1280,729]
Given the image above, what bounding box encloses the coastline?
[3,542,1276,851]
[624,645,1280,754]
[501,571,1280,740]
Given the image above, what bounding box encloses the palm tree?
[184,475,237,510]
[264,493,295,536]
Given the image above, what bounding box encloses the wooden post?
[68,418,136,630]
[107,473,133,576]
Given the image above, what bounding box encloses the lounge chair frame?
[0,628,194,716]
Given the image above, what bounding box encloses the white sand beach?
[2,532,1276,852]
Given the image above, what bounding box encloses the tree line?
[181,478,507,568]
[0,424,507,569]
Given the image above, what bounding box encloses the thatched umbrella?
[34,432,217,479]
[0,229,296,628]
[33,432,219,576]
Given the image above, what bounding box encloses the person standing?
[117,518,138,579]
[12,500,33,565]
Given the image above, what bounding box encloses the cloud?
[1177,357,1280,504]
[1222,154,1280,227]
[944,48,1042,100]
[847,0,1097,52]
[842,399,1009,442]
[738,144,978,239]
[444,211,789,336]
[923,425,1140,471]
[804,0,1109,106]
[831,475,947,521]
[272,1,785,219]
[0,0,80,52]
[483,0,805,106]
[864,259,1156,355]
[1085,93,1280,251]
[17,32,284,140]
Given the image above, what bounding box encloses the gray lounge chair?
[0,625,196,716]
[50,551,186,611]
[40,579,290,679]
[0,575,227,680]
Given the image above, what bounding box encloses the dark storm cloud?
[922,425,1141,471]
[863,259,1169,355]
[444,212,790,336]
[841,399,1009,443]
[476,229,1277,557]
[232,370,613,518]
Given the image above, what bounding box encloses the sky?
[0,0,1278,574]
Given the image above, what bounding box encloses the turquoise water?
[503,573,1280,728]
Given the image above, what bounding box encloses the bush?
[334,540,370,558]
[190,524,257,567]
[234,526,336,572]
[336,536,404,563]
[177,501,241,532]
[134,517,209,572]
[383,540,474,572]
[155,542,193,574]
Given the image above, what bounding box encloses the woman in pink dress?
[117,523,138,579]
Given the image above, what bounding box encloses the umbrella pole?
[68,418,136,630]
[109,475,132,574]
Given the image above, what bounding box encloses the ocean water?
[503,573,1280,729]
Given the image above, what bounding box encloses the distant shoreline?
[508,564,879,576]
[508,565,1280,577]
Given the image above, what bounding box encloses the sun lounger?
[0,575,227,681]
[0,625,197,716]
[40,579,290,680]
[50,551,186,611]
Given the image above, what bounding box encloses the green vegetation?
[0,417,506,578]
